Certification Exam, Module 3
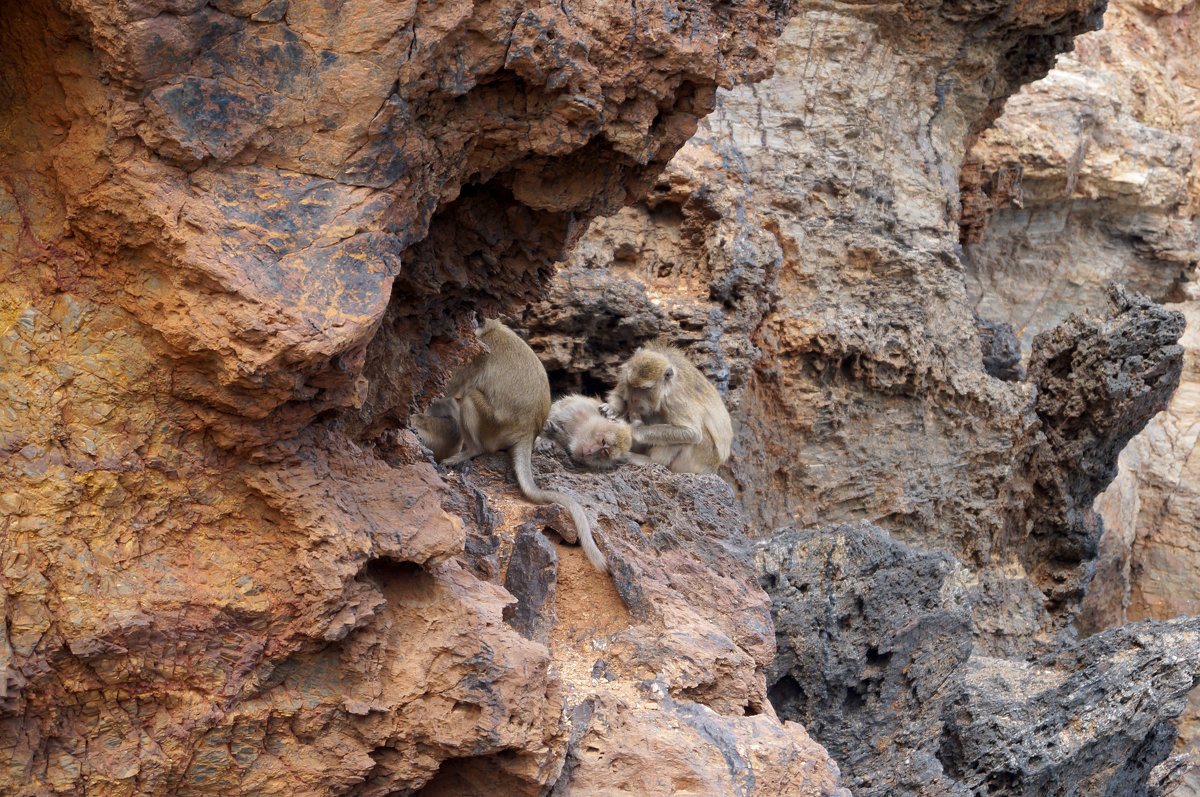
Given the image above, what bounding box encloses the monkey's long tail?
[510,439,609,574]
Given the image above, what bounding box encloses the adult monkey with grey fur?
[607,342,732,474]
[413,320,608,572]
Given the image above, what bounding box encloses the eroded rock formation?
[961,0,1200,788]
[519,0,1161,658]
[2,0,1195,790]
[962,0,1200,353]
[759,523,1200,796]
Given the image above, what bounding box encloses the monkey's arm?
[604,389,626,417]
[633,423,703,446]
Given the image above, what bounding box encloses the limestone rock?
[406,446,850,794]
[760,523,1200,796]
[0,0,841,791]
[1023,285,1185,620]
[963,0,1200,353]
[518,0,1116,659]
[946,618,1200,796]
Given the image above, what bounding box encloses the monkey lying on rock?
[412,320,608,573]
[607,342,732,475]
[541,394,635,471]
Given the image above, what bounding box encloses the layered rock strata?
[962,0,1200,354]
[759,523,1200,797]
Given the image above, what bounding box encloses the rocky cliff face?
[2,0,1197,794]
[520,0,1155,657]
[961,0,1200,790]
[0,0,854,793]
[516,0,1200,790]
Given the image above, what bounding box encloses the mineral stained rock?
[759,523,1200,797]
[0,0,852,792]
[402,447,849,796]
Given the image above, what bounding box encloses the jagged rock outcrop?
[758,523,1200,797]
[1021,285,1184,620]
[0,0,853,792]
[1089,293,1200,795]
[960,0,1200,787]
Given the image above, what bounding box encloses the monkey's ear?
[663,365,675,382]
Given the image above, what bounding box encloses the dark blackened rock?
[976,314,1025,381]
[758,523,973,797]
[943,617,1200,796]
[761,523,1200,797]
[503,523,560,645]
[1022,284,1185,618]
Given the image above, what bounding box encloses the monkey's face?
[577,419,631,461]
[627,385,660,419]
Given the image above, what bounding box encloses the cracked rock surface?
[759,523,1200,797]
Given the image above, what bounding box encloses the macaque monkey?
[411,397,462,461]
[607,342,733,474]
[542,394,635,471]
[413,320,607,572]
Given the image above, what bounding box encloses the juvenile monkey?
[413,320,608,573]
[542,394,635,471]
[607,342,733,474]
[411,397,462,461]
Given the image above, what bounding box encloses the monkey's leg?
[442,389,489,465]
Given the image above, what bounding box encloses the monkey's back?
[650,342,733,467]
[471,320,551,447]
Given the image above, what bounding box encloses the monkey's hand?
[597,403,618,420]
[633,423,703,446]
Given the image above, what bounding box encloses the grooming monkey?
[542,394,635,471]
[413,320,608,572]
[607,342,733,474]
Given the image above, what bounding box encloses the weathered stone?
[518,0,1115,660]
[761,523,1200,797]
[944,618,1200,796]
[1022,285,1185,623]
[502,523,559,646]
[758,523,973,797]
[0,0,848,791]
[976,315,1025,382]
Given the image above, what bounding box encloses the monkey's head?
[622,350,674,417]
[576,419,633,469]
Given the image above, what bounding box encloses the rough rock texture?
[1022,285,1184,620]
[962,0,1200,354]
[758,523,1200,797]
[518,0,1186,659]
[759,524,974,797]
[0,0,857,792]
[960,0,1200,789]
[1089,293,1200,796]
[399,447,849,797]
